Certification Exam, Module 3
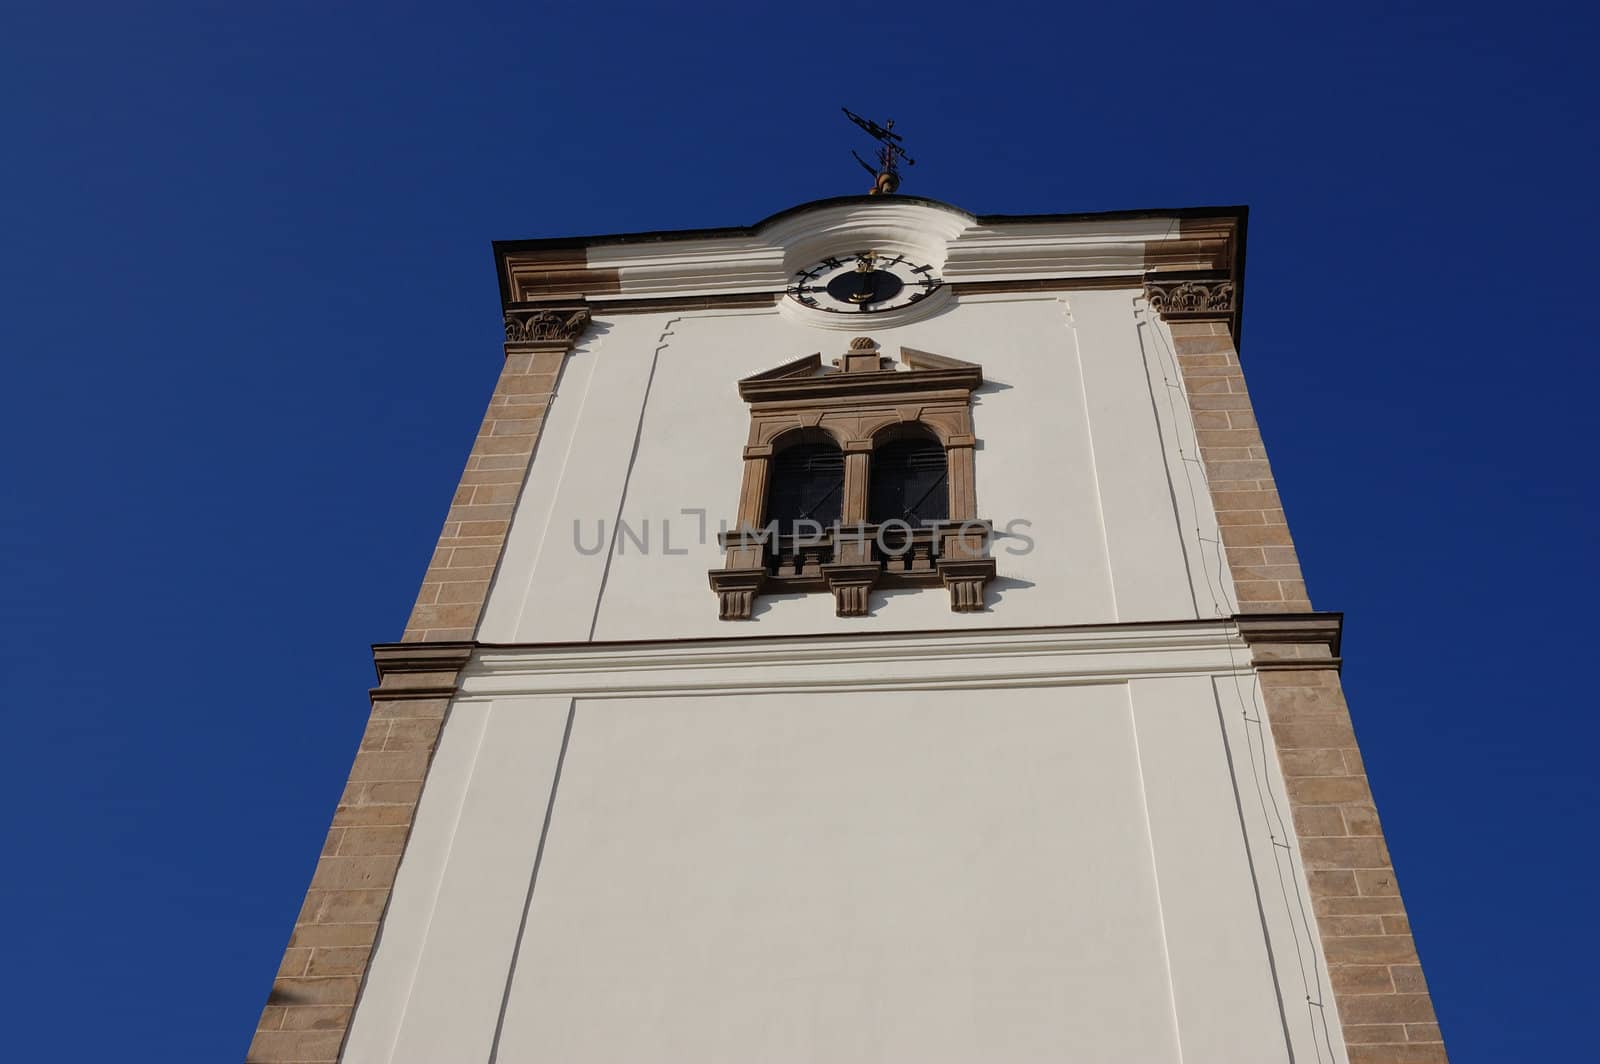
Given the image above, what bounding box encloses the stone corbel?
[708,568,765,621]
[820,562,879,618]
[939,558,996,612]
[934,522,995,612]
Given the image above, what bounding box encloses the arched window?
[710,337,993,620]
[765,434,844,534]
[869,427,948,525]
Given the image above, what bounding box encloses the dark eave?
[492,195,1246,256]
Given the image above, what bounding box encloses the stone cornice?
[1232,611,1343,671]
[737,345,983,404]
[373,613,1345,696]
[458,619,1255,699]
[738,365,982,404]
[493,200,1247,335]
[370,641,475,700]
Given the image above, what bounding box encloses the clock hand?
[847,265,876,304]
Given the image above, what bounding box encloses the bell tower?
[251,187,1446,1063]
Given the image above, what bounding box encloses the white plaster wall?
[478,290,1232,643]
[344,629,1339,1064]
[496,685,1180,1063]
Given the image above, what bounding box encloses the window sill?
[710,522,997,618]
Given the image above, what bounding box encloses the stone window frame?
[709,337,996,619]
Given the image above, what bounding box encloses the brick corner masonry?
[1186,306,1450,1064]
[248,312,586,1063]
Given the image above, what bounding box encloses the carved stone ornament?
[503,305,592,344]
[940,558,998,613]
[707,336,997,620]
[821,562,880,618]
[708,568,763,621]
[1144,277,1234,320]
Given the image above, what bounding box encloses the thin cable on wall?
[1143,301,1339,1064]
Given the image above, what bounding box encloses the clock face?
[786,251,942,313]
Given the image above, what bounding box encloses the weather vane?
[843,107,914,195]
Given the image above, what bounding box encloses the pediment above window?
[737,341,983,405]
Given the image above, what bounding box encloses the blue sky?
[2,2,1594,1059]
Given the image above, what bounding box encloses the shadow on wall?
[985,575,1035,609]
[971,376,1014,399]
[747,590,813,621]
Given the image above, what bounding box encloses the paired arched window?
[764,425,948,530]
[711,338,991,620]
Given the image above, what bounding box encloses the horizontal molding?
[372,641,475,677]
[582,274,1161,316]
[504,200,1239,314]
[369,684,461,702]
[457,620,1261,700]
[590,291,780,314]
[370,641,475,702]
[1234,611,1343,671]
[740,367,981,404]
[951,275,1138,296]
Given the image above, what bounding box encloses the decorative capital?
[504,305,591,347]
[1144,276,1235,321]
